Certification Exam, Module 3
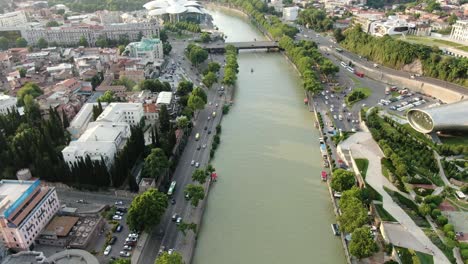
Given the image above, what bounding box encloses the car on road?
[128,233,139,239]
[115,225,123,233]
[120,251,131,257]
[195,162,200,168]
[197,145,201,150]
[116,207,127,212]
[171,199,176,205]
[191,160,195,166]
[185,193,190,200]
[123,245,133,251]
[125,237,137,243]
[168,249,174,255]
[208,130,211,134]
[104,245,112,256]
[115,211,124,216]
[176,217,182,224]
[202,144,206,149]
[208,116,211,120]
[215,103,219,107]
[333,115,337,120]
[109,236,117,245]
[172,213,178,222]
[204,126,207,130]
[76,199,87,204]
[112,215,122,220]
[158,246,166,256]
[115,200,124,205]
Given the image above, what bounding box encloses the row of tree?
[339,25,468,87]
[0,37,28,50]
[222,45,238,86]
[186,43,208,66]
[202,62,220,89]
[297,8,333,32]
[164,22,201,33]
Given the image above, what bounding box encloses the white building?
[68,102,108,139]
[24,22,160,46]
[156,91,172,105]
[96,102,144,125]
[0,11,28,28]
[124,37,164,62]
[0,170,60,251]
[0,94,17,115]
[46,63,73,74]
[283,7,300,21]
[62,122,131,168]
[450,20,468,43]
[369,16,414,37]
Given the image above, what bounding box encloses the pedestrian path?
[339,132,450,264]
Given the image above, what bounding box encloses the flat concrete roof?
[44,216,79,237]
[48,249,99,264]
[0,180,36,216]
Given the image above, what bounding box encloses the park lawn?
[439,134,468,146]
[355,158,369,178]
[415,251,434,264]
[396,35,468,51]
[375,204,396,222]
[346,87,372,106]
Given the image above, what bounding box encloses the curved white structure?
[143,0,206,16]
[407,100,468,133]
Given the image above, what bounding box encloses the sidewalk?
[339,132,450,264]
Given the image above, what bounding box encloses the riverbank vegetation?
[165,22,201,33]
[339,25,468,87]
[222,45,239,86]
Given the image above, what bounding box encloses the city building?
[62,122,131,168]
[68,102,108,140]
[353,13,385,33]
[97,10,122,24]
[156,91,172,106]
[23,22,160,46]
[283,7,300,21]
[2,249,99,264]
[124,37,164,61]
[369,16,414,37]
[450,20,468,43]
[96,102,144,125]
[407,100,468,133]
[0,169,60,251]
[144,0,207,22]
[120,70,145,83]
[0,94,17,115]
[0,11,28,28]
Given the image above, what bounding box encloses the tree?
[78,36,89,47]
[113,76,136,91]
[61,109,69,129]
[111,259,131,264]
[23,94,41,124]
[17,82,43,106]
[202,71,217,89]
[331,169,356,192]
[163,42,172,55]
[200,32,211,43]
[418,203,431,216]
[338,196,368,233]
[184,184,205,207]
[349,226,378,259]
[95,36,108,48]
[19,68,27,78]
[143,148,169,179]
[37,37,48,49]
[0,36,8,50]
[320,60,339,78]
[177,81,193,96]
[127,188,168,231]
[333,28,345,43]
[425,0,441,12]
[186,44,208,66]
[175,115,189,129]
[155,251,184,264]
[447,14,458,25]
[207,62,221,73]
[46,21,60,27]
[192,169,207,184]
[191,87,207,103]
[16,37,28,48]
[99,90,117,103]
[159,104,171,133]
[188,95,205,111]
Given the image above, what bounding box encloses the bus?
[335,48,343,53]
[195,133,200,141]
[167,181,176,196]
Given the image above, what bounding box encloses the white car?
[115,201,124,205]
[120,251,131,257]
[191,160,195,166]
[112,215,122,220]
[168,248,175,255]
[128,233,139,239]
[202,144,206,149]
[176,217,182,224]
[215,103,219,107]
[195,162,200,168]
[104,245,112,256]
[123,245,133,251]
[333,115,337,120]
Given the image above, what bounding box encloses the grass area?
[415,251,435,264]
[355,158,369,178]
[375,203,397,222]
[395,247,434,264]
[439,134,468,146]
[395,35,468,51]
[346,87,372,106]
[366,181,383,202]
[424,228,456,263]
[385,187,431,228]
[391,91,400,97]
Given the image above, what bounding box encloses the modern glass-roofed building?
[407,100,468,133]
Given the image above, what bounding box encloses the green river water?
[192,8,346,264]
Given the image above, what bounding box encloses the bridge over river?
[200,41,281,53]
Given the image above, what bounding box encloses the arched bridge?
[200,41,281,53]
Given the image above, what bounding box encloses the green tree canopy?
[0,36,9,50]
[127,188,168,231]
[111,259,131,264]
[187,95,205,111]
[200,32,211,43]
[37,37,48,49]
[158,104,171,133]
[17,82,43,106]
[143,148,169,179]
[349,226,378,259]
[191,87,207,103]
[19,68,27,78]
[99,90,118,103]
[175,115,189,129]
[140,79,171,92]
[338,196,368,233]
[78,36,89,47]
[202,71,217,89]
[155,251,184,264]
[184,184,205,207]
[207,62,221,73]
[186,44,208,66]
[192,169,207,184]
[177,81,194,96]
[46,21,60,27]
[331,169,356,192]
[16,37,28,48]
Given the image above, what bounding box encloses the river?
[192,8,346,264]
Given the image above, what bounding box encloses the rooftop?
[48,249,99,264]
[78,122,128,142]
[43,216,79,237]
[0,180,37,217]
[126,38,162,52]
[156,91,172,105]
[96,103,143,123]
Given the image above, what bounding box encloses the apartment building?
[124,37,164,61]
[24,22,160,46]
[0,170,60,251]
[0,94,17,115]
[450,20,468,43]
[0,11,28,28]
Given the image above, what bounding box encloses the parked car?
[112,215,122,220]
[115,225,123,233]
[158,246,166,256]
[109,236,117,245]
[128,233,139,239]
[120,251,131,257]
[195,162,200,168]
[115,201,124,205]
[176,217,182,224]
[168,249,174,255]
[172,213,178,222]
[191,160,195,166]
[104,245,112,256]
[123,245,132,251]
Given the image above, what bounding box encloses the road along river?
[192,7,346,264]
